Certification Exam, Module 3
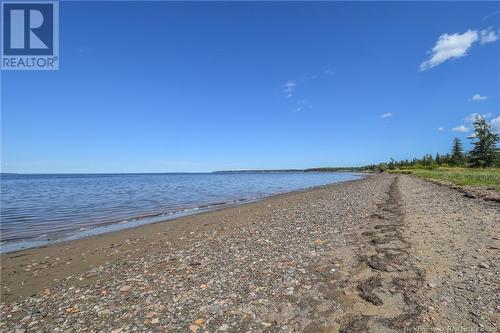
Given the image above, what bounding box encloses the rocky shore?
[1,174,498,332]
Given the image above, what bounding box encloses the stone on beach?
[119,285,131,292]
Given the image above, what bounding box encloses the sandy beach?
[0,174,498,332]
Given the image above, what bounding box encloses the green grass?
[389,167,500,190]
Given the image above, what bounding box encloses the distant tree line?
[216,117,498,174]
[374,117,500,172]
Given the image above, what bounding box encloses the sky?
[1,1,500,173]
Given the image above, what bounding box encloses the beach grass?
[389,167,500,190]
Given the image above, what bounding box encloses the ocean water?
[0,172,362,252]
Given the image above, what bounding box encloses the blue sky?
[1,1,499,173]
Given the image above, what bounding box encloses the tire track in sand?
[337,176,426,332]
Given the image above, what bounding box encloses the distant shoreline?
[213,167,371,173]
[0,167,371,176]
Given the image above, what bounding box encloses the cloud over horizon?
[380,112,393,118]
[491,116,500,133]
[464,112,492,123]
[452,125,470,132]
[450,113,499,134]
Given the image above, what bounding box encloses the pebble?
[218,323,229,331]
[144,311,156,318]
[478,262,489,269]
[98,309,111,316]
[314,239,324,246]
[119,285,131,292]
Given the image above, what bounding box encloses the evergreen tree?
[443,153,451,165]
[388,158,396,170]
[377,163,388,172]
[468,117,500,167]
[450,137,464,166]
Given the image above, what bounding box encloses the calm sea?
[0,172,362,252]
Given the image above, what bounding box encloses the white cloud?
[437,127,444,131]
[464,112,491,123]
[471,94,488,101]
[491,116,500,133]
[282,80,296,98]
[480,27,499,45]
[380,112,393,118]
[420,26,499,71]
[420,30,478,71]
[452,125,470,132]
[483,10,500,22]
[457,113,499,134]
[293,100,311,113]
[467,133,477,139]
[324,69,335,75]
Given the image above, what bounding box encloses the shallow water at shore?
[0,172,362,252]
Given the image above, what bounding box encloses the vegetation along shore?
[217,116,500,193]
[379,116,499,191]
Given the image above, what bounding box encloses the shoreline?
[0,174,365,254]
[1,174,497,332]
[0,175,367,303]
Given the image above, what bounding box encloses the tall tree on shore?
[435,153,441,165]
[450,137,465,166]
[468,117,499,167]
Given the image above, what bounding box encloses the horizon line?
[0,167,368,175]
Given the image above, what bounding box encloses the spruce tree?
[435,153,441,165]
[450,138,464,166]
[468,117,499,167]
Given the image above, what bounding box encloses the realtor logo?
[1,1,59,70]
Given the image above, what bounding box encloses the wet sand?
[1,174,498,332]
